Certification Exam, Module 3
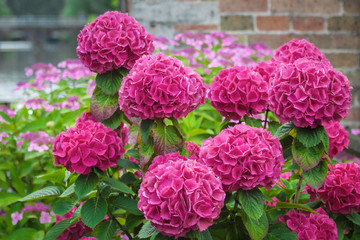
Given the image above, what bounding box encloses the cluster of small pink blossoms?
[77,11,154,74]
[52,118,127,174]
[278,208,338,240]
[306,162,360,214]
[268,58,351,128]
[208,66,269,120]
[199,124,284,192]
[324,121,349,158]
[55,206,92,240]
[119,53,206,119]
[138,153,225,238]
[17,131,53,152]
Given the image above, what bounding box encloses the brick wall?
[130,0,360,128]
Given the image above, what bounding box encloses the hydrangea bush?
[1,10,359,240]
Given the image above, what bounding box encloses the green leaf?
[90,86,119,121]
[59,183,75,198]
[295,125,325,148]
[19,186,62,202]
[0,111,11,123]
[52,199,77,216]
[292,138,324,171]
[71,205,82,223]
[81,196,107,229]
[274,122,294,139]
[93,219,118,240]
[95,69,124,95]
[19,120,46,132]
[280,135,294,161]
[124,214,144,230]
[152,119,183,155]
[303,160,328,189]
[113,197,142,215]
[268,121,281,136]
[138,221,158,239]
[241,211,268,240]
[346,211,360,226]
[199,229,213,240]
[7,228,39,240]
[264,222,298,240]
[118,158,140,170]
[100,109,123,130]
[44,219,72,240]
[37,169,66,184]
[244,115,262,128]
[140,119,154,145]
[103,177,135,195]
[0,192,22,207]
[321,130,330,153]
[274,202,319,214]
[74,172,99,198]
[238,188,264,220]
[139,137,155,171]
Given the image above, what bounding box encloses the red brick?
[256,16,289,31]
[325,53,358,68]
[328,17,360,32]
[221,15,254,31]
[309,34,360,49]
[248,34,307,49]
[271,0,340,13]
[174,24,218,31]
[220,0,267,13]
[293,17,325,31]
[344,0,360,14]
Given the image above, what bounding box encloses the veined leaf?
[303,160,328,189]
[103,177,135,195]
[95,69,124,95]
[81,196,107,229]
[295,125,325,148]
[19,186,62,202]
[292,138,324,171]
[238,188,264,220]
[74,172,99,198]
[90,86,119,121]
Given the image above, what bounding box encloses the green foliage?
[90,86,119,121]
[93,220,118,240]
[95,69,125,95]
[19,186,62,201]
[152,119,184,155]
[275,122,294,139]
[292,138,324,170]
[102,177,135,195]
[238,188,264,220]
[264,222,298,240]
[118,158,141,169]
[303,160,328,189]
[295,125,325,148]
[81,196,107,228]
[244,115,263,128]
[43,219,72,240]
[241,211,269,240]
[112,197,142,215]
[138,222,158,239]
[74,172,99,198]
[141,119,155,145]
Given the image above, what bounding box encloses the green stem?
[263,106,269,129]
[107,209,133,239]
[294,169,304,204]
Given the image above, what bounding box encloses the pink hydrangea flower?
[53,96,83,111]
[273,39,331,65]
[251,60,278,83]
[324,121,349,158]
[55,206,91,240]
[351,129,360,135]
[18,131,53,152]
[11,212,23,225]
[22,98,54,112]
[269,58,352,128]
[199,124,284,192]
[306,162,360,214]
[40,211,51,224]
[208,66,269,121]
[52,120,126,174]
[76,111,98,123]
[21,203,51,213]
[77,11,154,74]
[278,208,338,240]
[138,153,225,238]
[119,53,206,119]
[185,141,200,160]
[0,132,9,145]
[87,79,96,96]
[58,59,95,80]
[0,105,15,122]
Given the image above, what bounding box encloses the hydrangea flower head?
[324,121,349,158]
[77,11,154,73]
[269,58,351,128]
[208,66,269,120]
[58,59,95,80]
[251,60,278,83]
[278,208,338,240]
[52,120,126,174]
[119,53,206,119]
[274,39,331,65]
[55,206,91,240]
[306,162,360,214]
[138,153,225,238]
[199,124,284,192]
